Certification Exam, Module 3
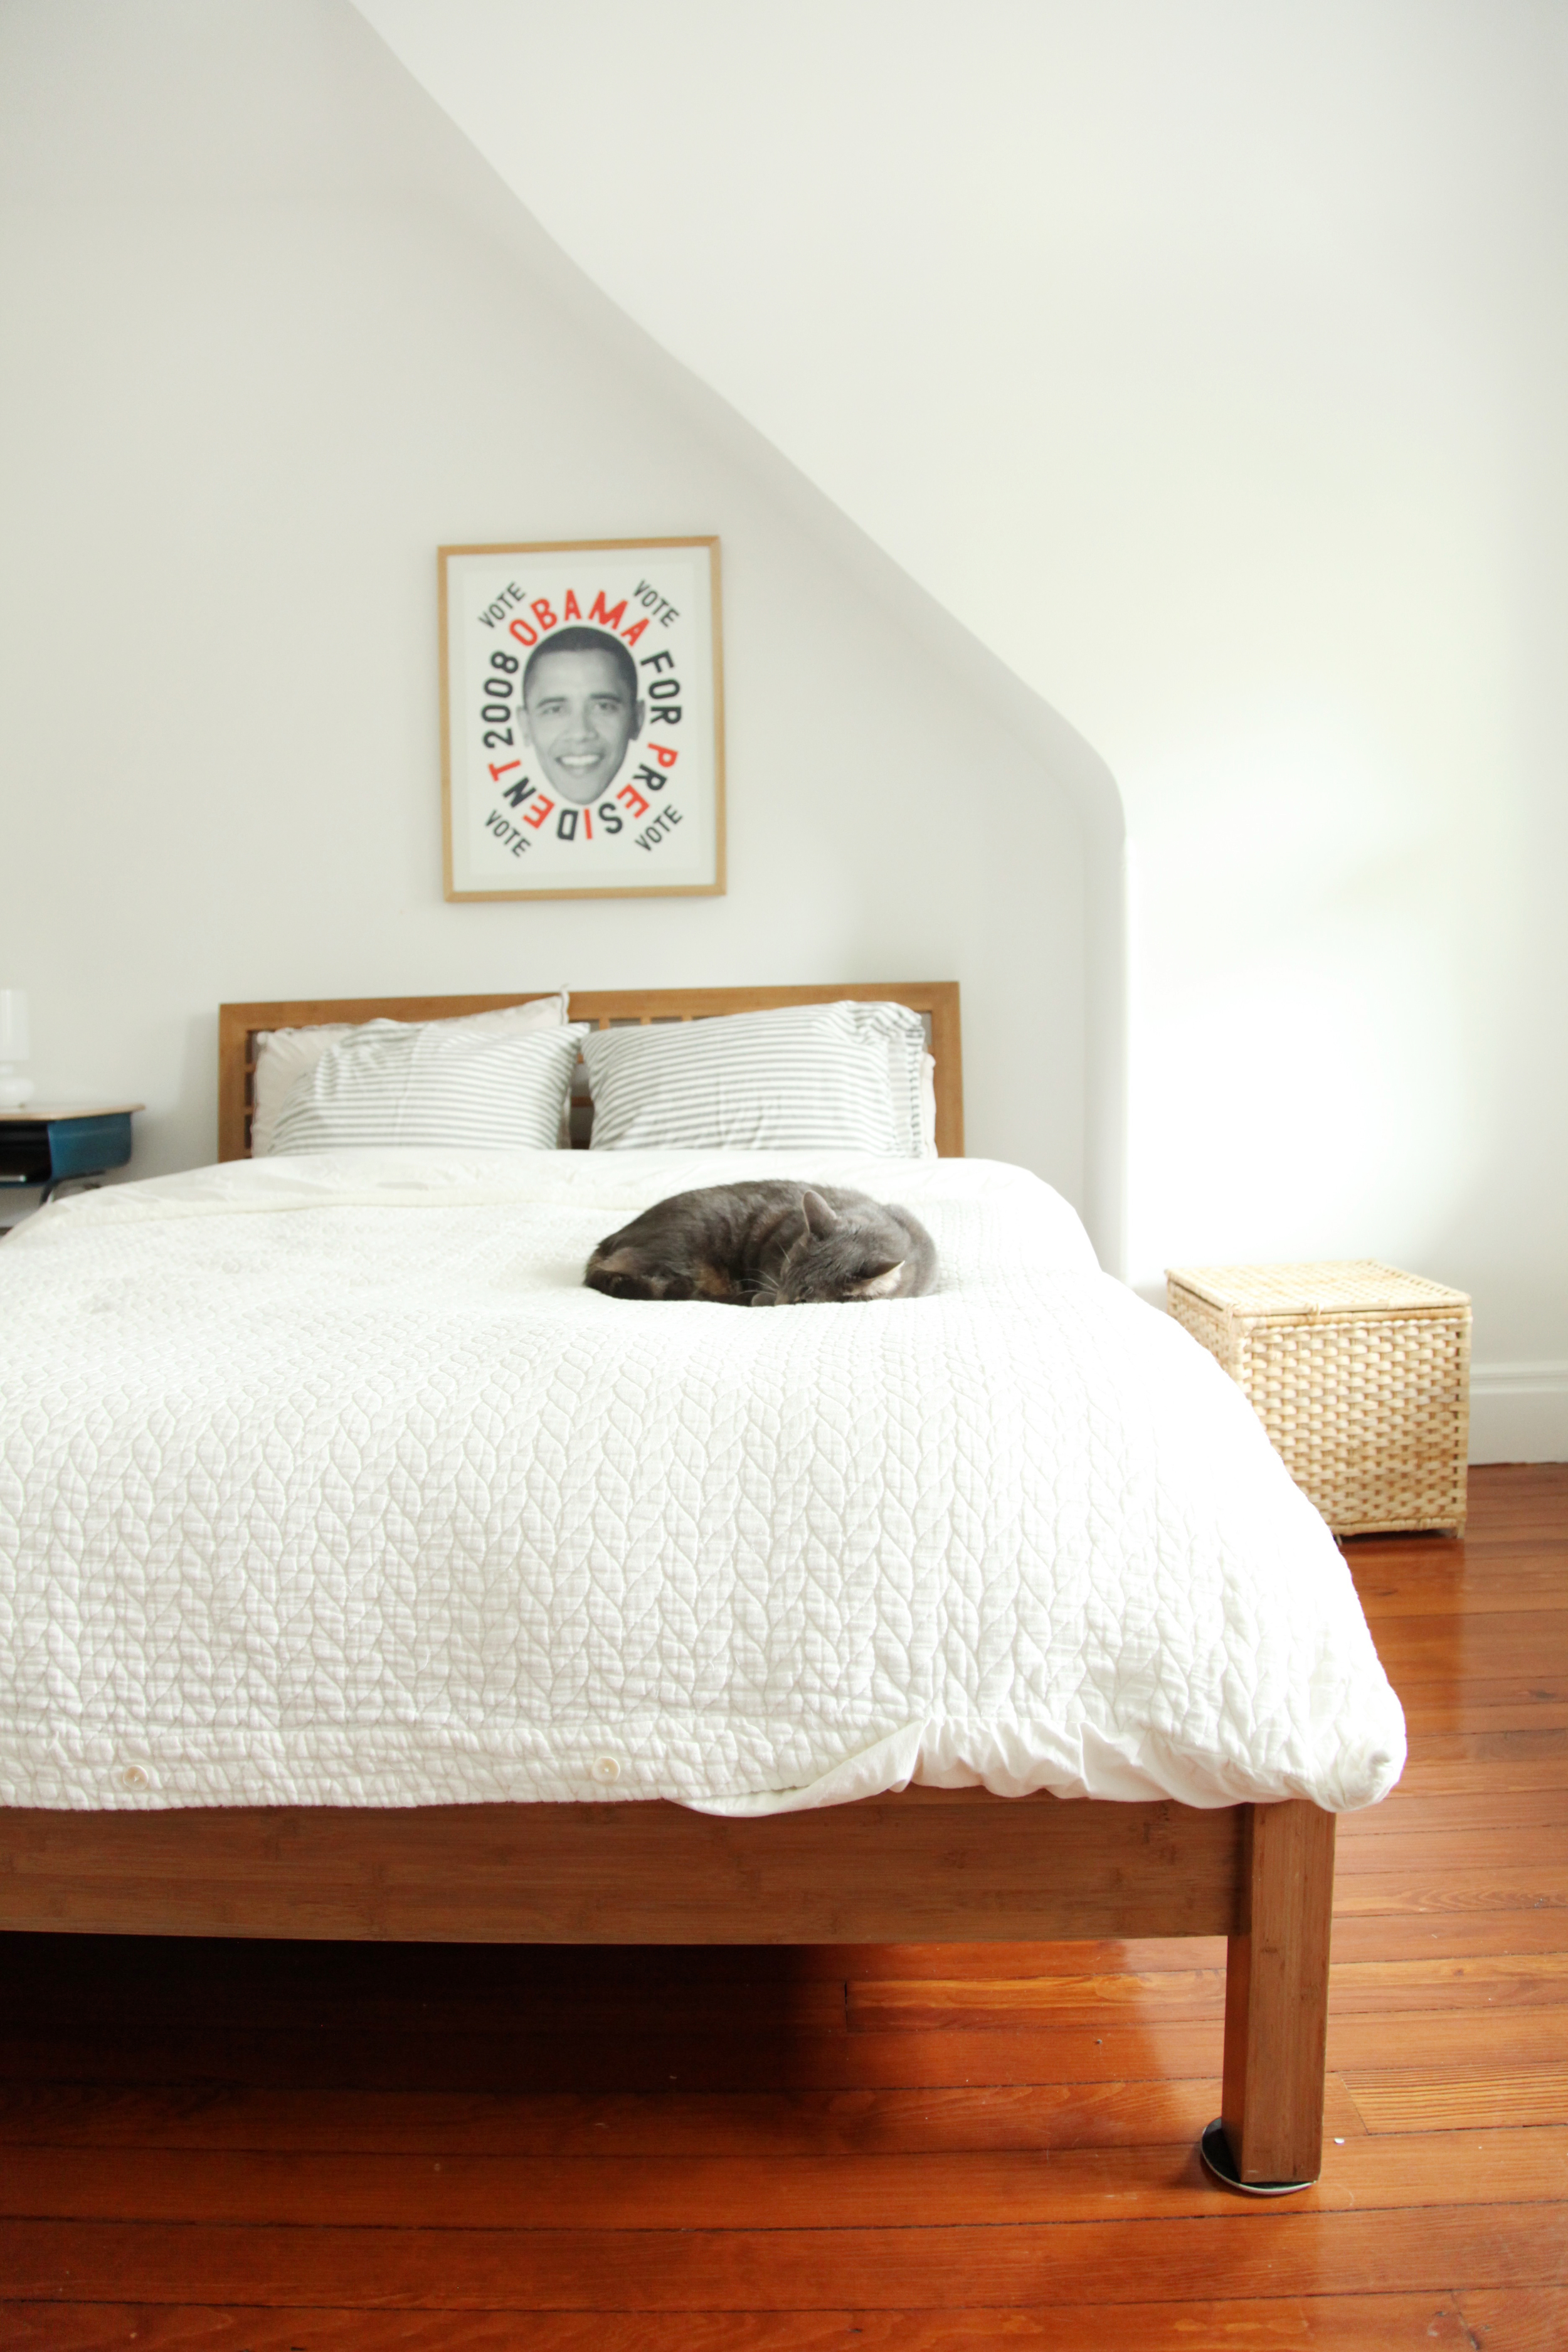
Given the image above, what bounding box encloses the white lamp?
[0,989,35,1108]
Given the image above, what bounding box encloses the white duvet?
[0,1148,1404,1816]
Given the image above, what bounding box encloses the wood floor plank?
[3,2128,1562,2230]
[1333,1829,1568,1875]
[1456,2285,1568,2349]
[1352,1564,1568,1618]
[1337,1789,1568,1833]
[845,1969,1226,2029]
[798,1940,1228,1983]
[1414,1729,1568,1764]
[0,2075,1371,2155]
[3,2205,1564,2307]
[1329,1911,1568,1963]
[1394,1756,1568,1795]
[1320,1952,1568,2023]
[1346,2070,1568,2133]
[1364,1611,1568,1675]
[1326,1867,1568,1916]
[1380,1685,1568,1733]
[0,2295,1483,2349]
[849,1954,1568,2032]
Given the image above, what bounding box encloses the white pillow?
[250,993,568,1155]
[584,1000,934,1157]
[270,1020,589,1155]
[919,1052,938,1157]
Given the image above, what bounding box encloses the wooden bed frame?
[0,983,1336,2193]
[216,983,966,1163]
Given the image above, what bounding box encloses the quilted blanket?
[0,1148,1404,1815]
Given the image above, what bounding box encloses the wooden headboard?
[217,983,963,1161]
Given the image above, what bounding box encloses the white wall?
[353,0,1568,1458]
[0,1,1099,1231]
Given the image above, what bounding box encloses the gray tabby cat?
[585,1182,936,1306]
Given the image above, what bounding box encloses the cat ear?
[854,1261,905,1299]
[801,1190,839,1239]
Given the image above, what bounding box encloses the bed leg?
[1203,1799,1335,2194]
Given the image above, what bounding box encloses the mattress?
[0,1147,1405,1816]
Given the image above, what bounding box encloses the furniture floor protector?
[1199,2116,1318,2196]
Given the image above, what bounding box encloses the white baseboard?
[1469,1362,1568,1463]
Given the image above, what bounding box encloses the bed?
[0,983,1404,2193]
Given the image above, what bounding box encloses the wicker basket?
[1165,1260,1471,1537]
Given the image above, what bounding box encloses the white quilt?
[0,1148,1404,1816]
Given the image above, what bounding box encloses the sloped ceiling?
[349,1,1568,1340]
[348,0,1538,784]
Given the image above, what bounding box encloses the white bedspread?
[0,1148,1404,1816]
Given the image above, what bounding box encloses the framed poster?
[440,537,724,900]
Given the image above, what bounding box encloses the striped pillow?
[271,1020,589,1155]
[251,993,569,1156]
[584,1001,932,1156]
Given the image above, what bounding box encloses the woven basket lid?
[1166,1259,1470,1316]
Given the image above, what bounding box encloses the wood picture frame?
[440,538,724,901]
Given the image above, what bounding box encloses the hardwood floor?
[2,1462,1563,2348]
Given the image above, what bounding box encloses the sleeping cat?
[585,1182,936,1306]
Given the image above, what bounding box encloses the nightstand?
[0,1103,144,1211]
